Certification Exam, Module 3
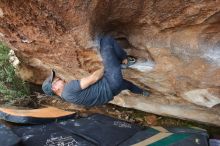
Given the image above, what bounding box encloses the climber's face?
[51,77,65,95]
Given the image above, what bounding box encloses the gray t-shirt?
[61,78,113,106]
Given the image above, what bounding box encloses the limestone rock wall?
[0,0,220,125]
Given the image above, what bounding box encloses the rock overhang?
[0,0,220,126]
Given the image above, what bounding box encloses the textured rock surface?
[0,0,220,125]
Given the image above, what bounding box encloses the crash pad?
[10,114,210,146]
[0,124,21,146]
[0,106,76,124]
[13,122,96,146]
[12,114,143,146]
[56,114,143,145]
[210,139,220,146]
[119,126,209,146]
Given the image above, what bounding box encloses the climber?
[42,35,150,106]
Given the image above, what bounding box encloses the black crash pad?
[0,113,210,146]
[209,139,220,146]
[0,106,76,124]
[0,124,21,146]
[13,122,96,146]
[56,114,143,145]
[12,114,142,146]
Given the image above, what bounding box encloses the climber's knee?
[100,35,114,48]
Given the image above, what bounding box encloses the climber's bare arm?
[80,67,104,90]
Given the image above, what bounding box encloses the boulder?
[0,0,220,126]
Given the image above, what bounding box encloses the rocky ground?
[3,91,218,137]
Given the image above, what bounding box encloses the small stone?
[125,116,129,120]
[129,118,135,122]
[126,111,133,114]
[115,110,120,113]
[135,118,143,122]
[144,115,157,125]
[21,37,31,43]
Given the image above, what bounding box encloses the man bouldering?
[42,36,150,106]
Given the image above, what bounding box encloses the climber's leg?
[100,36,124,95]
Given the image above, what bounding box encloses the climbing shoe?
[142,90,150,97]
[121,56,136,69]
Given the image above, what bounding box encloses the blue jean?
[100,36,143,96]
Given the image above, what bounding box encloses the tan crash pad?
[0,106,76,124]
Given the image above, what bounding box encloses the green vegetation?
[0,43,30,102]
